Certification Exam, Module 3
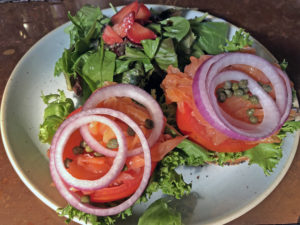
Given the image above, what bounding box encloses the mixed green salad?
[39,3,300,225]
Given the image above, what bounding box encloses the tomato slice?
[90,162,157,203]
[90,168,143,203]
[176,101,257,152]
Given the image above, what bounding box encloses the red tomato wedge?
[112,11,135,38]
[127,22,157,44]
[162,55,280,152]
[111,1,139,24]
[135,3,151,22]
[102,25,123,45]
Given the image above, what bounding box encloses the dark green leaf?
[191,21,229,54]
[155,38,178,71]
[161,16,190,42]
[74,44,116,92]
[141,38,161,59]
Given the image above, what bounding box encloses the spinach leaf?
[155,38,178,71]
[161,17,190,42]
[114,61,146,87]
[119,46,153,72]
[191,21,229,54]
[74,46,116,92]
[141,38,161,59]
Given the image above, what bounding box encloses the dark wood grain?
[0,1,299,224]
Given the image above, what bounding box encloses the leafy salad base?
[1,4,299,225]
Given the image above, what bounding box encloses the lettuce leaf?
[57,204,132,225]
[38,90,74,144]
[220,28,253,52]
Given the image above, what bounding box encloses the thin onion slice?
[80,84,164,157]
[210,70,280,139]
[49,109,151,216]
[53,115,126,191]
[193,52,291,140]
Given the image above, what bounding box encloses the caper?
[216,88,224,94]
[224,89,233,98]
[93,152,103,157]
[80,141,87,148]
[243,87,249,93]
[249,95,259,104]
[80,195,90,204]
[106,138,118,149]
[127,126,135,136]
[233,89,244,96]
[223,81,232,89]
[238,79,248,88]
[262,84,272,93]
[217,92,227,102]
[64,158,73,169]
[85,145,94,153]
[249,115,258,124]
[145,119,154,129]
[247,108,255,116]
[72,146,84,155]
[232,82,239,90]
[242,94,250,100]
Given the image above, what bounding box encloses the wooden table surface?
[0,0,300,224]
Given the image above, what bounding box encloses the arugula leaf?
[161,17,190,42]
[220,28,253,52]
[138,198,182,225]
[39,90,74,144]
[155,38,178,71]
[191,21,229,54]
[141,38,161,59]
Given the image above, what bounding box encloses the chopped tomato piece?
[135,3,151,22]
[112,11,135,38]
[111,1,139,24]
[102,25,123,45]
[127,22,157,44]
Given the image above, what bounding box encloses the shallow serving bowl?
[1,5,299,225]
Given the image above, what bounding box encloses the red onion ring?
[49,109,152,216]
[210,70,280,139]
[80,84,164,157]
[275,67,292,125]
[193,52,291,140]
[54,115,126,191]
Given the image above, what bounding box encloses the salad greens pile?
[39,4,300,225]
[53,5,251,100]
